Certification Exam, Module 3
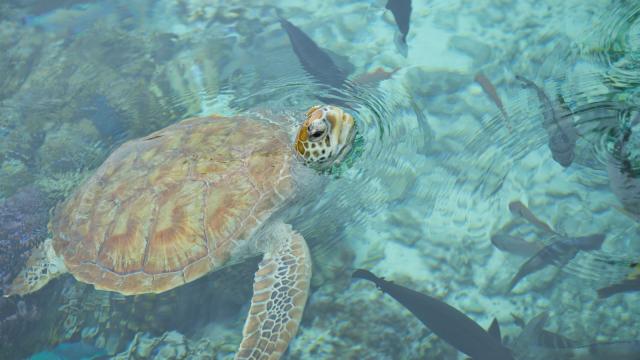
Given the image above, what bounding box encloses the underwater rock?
[29,341,107,360]
[0,159,32,198]
[174,0,250,26]
[8,259,258,357]
[8,21,184,145]
[449,35,493,67]
[309,241,355,289]
[405,68,470,98]
[0,20,46,101]
[0,185,51,291]
[80,326,99,341]
[34,170,87,203]
[387,206,425,246]
[113,331,189,359]
[290,281,456,359]
[75,95,127,141]
[0,297,40,351]
[11,0,92,15]
[36,120,103,174]
[150,45,221,117]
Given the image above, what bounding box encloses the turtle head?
[294,105,356,169]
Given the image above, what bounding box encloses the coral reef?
[0,159,32,198]
[0,19,45,101]
[0,186,52,292]
[36,120,103,175]
[0,297,40,348]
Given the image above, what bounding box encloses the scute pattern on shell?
[50,115,294,295]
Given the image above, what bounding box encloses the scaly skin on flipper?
[236,222,311,360]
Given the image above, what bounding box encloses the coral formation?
[0,186,52,292]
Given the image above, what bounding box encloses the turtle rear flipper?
[4,238,67,297]
[235,222,311,360]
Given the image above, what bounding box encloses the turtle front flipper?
[4,238,67,297]
[235,223,311,360]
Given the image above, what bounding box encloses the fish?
[513,312,640,360]
[385,0,411,57]
[278,15,348,89]
[516,75,578,167]
[475,72,512,132]
[353,269,514,360]
[490,233,542,257]
[508,201,557,235]
[511,312,578,349]
[508,234,605,291]
[597,278,640,298]
[551,94,579,165]
[606,110,640,218]
[352,67,400,87]
[597,262,640,298]
[557,341,640,360]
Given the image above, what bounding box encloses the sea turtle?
[5,104,356,360]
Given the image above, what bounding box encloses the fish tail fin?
[511,313,526,328]
[487,318,502,342]
[597,284,621,298]
[393,32,408,57]
[597,280,640,298]
[507,275,519,292]
[272,7,285,22]
[353,268,379,282]
[353,269,386,289]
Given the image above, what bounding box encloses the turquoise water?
[1,0,639,359]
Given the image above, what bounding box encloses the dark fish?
[279,16,347,88]
[516,75,577,167]
[607,111,640,218]
[511,312,578,349]
[353,269,514,360]
[352,67,400,87]
[491,234,542,257]
[597,278,640,298]
[597,263,640,298]
[508,234,605,291]
[475,72,512,132]
[511,313,527,328]
[385,0,411,56]
[552,94,579,165]
[514,312,640,359]
[508,201,557,235]
[559,341,640,359]
[563,234,606,251]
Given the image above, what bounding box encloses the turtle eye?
[309,127,324,139]
[307,119,328,141]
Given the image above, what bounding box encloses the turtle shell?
[50,115,295,295]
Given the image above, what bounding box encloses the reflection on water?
[0,0,639,359]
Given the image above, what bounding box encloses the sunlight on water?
[0,0,639,359]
